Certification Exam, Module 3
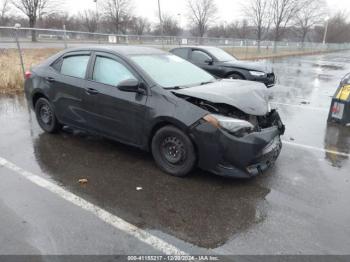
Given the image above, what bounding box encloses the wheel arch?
[225,71,246,79]
[32,91,48,108]
[147,117,199,157]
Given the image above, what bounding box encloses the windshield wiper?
[200,81,215,85]
[165,86,187,90]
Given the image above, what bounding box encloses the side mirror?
[117,79,144,93]
[205,59,214,65]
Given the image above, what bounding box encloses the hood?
[173,79,269,116]
[221,60,273,73]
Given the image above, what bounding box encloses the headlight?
[249,71,266,77]
[203,114,254,137]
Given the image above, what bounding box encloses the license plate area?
[331,102,345,119]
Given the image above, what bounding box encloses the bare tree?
[187,0,217,37]
[80,10,98,33]
[154,15,181,36]
[234,19,250,39]
[102,0,132,34]
[207,23,231,38]
[130,16,150,35]
[243,0,271,52]
[0,0,10,25]
[324,12,350,43]
[270,0,300,50]
[294,0,327,44]
[11,0,57,41]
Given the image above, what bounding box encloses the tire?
[227,73,244,80]
[151,125,196,177]
[35,97,61,133]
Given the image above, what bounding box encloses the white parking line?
[282,140,350,157]
[0,156,187,255]
[270,102,329,111]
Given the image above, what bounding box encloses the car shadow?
[33,129,271,248]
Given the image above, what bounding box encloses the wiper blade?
[200,81,215,85]
[165,86,187,90]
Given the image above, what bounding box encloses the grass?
[0,46,339,94]
[0,48,60,94]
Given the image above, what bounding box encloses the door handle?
[86,88,99,95]
[46,77,55,82]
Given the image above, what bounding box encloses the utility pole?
[94,0,99,32]
[323,17,329,45]
[157,0,164,48]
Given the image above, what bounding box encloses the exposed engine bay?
[177,94,285,134]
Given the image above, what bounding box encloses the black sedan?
[170,46,276,87]
[25,46,284,178]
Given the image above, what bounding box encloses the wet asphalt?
[0,51,350,255]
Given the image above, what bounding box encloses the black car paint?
[25,46,283,178]
[192,122,281,178]
[170,46,276,87]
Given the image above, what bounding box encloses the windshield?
[131,54,215,88]
[207,47,237,62]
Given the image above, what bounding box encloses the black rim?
[39,104,53,125]
[160,136,186,165]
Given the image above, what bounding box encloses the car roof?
[63,45,167,56]
[171,46,219,51]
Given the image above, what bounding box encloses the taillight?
[331,105,339,113]
[25,71,32,79]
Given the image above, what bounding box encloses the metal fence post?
[63,24,68,49]
[14,25,25,78]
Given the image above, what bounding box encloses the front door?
[189,49,221,77]
[83,52,148,146]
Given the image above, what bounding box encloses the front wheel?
[35,97,61,133]
[151,126,196,177]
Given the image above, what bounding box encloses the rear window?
[60,55,90,79]
[171,48,189,59]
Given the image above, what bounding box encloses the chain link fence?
[1,25,350,91]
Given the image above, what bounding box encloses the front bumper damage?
[253,73,276,88]
[190,117,284,178]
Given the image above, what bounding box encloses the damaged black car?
[24,46,284,178]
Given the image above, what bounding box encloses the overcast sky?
[64,0,350,26]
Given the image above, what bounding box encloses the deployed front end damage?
[190,109,284,178]
[173,82,285,178]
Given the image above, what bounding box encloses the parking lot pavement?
[0,51,350,255]
[0,167,163,255]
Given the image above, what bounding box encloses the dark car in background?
[25,46,284,178]
[170,46,276,87]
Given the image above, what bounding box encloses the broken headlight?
[203,114,254,137]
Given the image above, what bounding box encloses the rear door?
[47,51,91,128]
[83,52,148,146]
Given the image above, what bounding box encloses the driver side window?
[93,56,136,86]
[191,50,211,64]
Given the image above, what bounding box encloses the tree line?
[0,0,349,44]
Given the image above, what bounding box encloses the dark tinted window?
[60,55,90,78]
[93,56,136,86]
[51,59,62,71]
[171,48,189,59]
[191,50,211,64]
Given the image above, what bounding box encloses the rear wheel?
[151,126,196,177]
[227,73,244,80]
[35,97,61,133]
